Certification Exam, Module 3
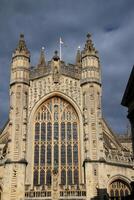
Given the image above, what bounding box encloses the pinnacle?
[15,33,29,54]
[87,33,92,39]
[76,47,81,66]
[84,33,97,55]
[53,50,60,61]
[20,33,24,39]
[38,47,46,67]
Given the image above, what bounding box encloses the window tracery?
[109,180,131,199]
[33,97,80,186]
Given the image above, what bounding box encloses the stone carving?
[53,65,60,83]
[15,124,19,131]
[16,107,19,115]
[28,77,82,114]
[83,107,88,124]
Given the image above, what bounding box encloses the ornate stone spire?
[13,33,30,58]
[75,46,81,66]
[83,33,98,56]
[38,47,46,67]
[16,34,29,53]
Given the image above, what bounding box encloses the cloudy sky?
[0,0,134,133]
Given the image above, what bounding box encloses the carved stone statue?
[53,65,60,83]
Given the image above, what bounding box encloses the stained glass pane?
[41,145,45,165]
[62,112,65,121]
[40,170,45,185]
[74,169,79,185]
[47,122,52,141]
[46,170,51,185]
[47,111,51,121]
[34,145,39,165]
[61,122,65,140]
[73,122,77,140]
[44,112,46,120]
[115,190,119,197]
[125,189,129,196]
[68,170,72,185]
[67,122,71,140]
[54,105,58,121]
[34,170,38,186]
[67,145,72,165]
[47,145,51,164]
[41,123,46,141]
[73,145,78,164]
[61,170,66,185]
[61,145,66,165]
[35,123,40,140]
[54,145,59,166]
[54,122,58,140]
[120,189,124,197]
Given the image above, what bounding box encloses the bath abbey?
[0,33,134,200]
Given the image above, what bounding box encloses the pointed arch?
[26,92,84,186]
[108,175,131,198]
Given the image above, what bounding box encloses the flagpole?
[60,37,62,60]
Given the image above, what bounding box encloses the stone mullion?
[44,121,46,185]
[52,101,54,175]
[71,122,74,184]
[77,121,81,185]
[46,114,48,184]
[38,121,41,185]
[65,120,68,185]
[59,101,61,183]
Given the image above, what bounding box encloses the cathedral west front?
[0,33,133,200]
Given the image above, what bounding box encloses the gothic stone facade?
[0,34,134,200]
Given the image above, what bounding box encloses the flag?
[60,37,64,44]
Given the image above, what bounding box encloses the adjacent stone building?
[0,34,134,200]
[122,66,134,155]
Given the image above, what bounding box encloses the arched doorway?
[109,179,131,199]
[33,96,81,186]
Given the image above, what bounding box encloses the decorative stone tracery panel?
[28,76,82,115]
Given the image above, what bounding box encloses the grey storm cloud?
[0,0,134,133]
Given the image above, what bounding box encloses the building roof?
[121,66,134,108]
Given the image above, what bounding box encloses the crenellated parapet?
[25,184,86,200]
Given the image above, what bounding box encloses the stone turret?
[10,33,30,86]
[81,34,104,199]
[2,34,30,200]
[81,33,100,85]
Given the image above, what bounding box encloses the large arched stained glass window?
[33,97,80,186]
